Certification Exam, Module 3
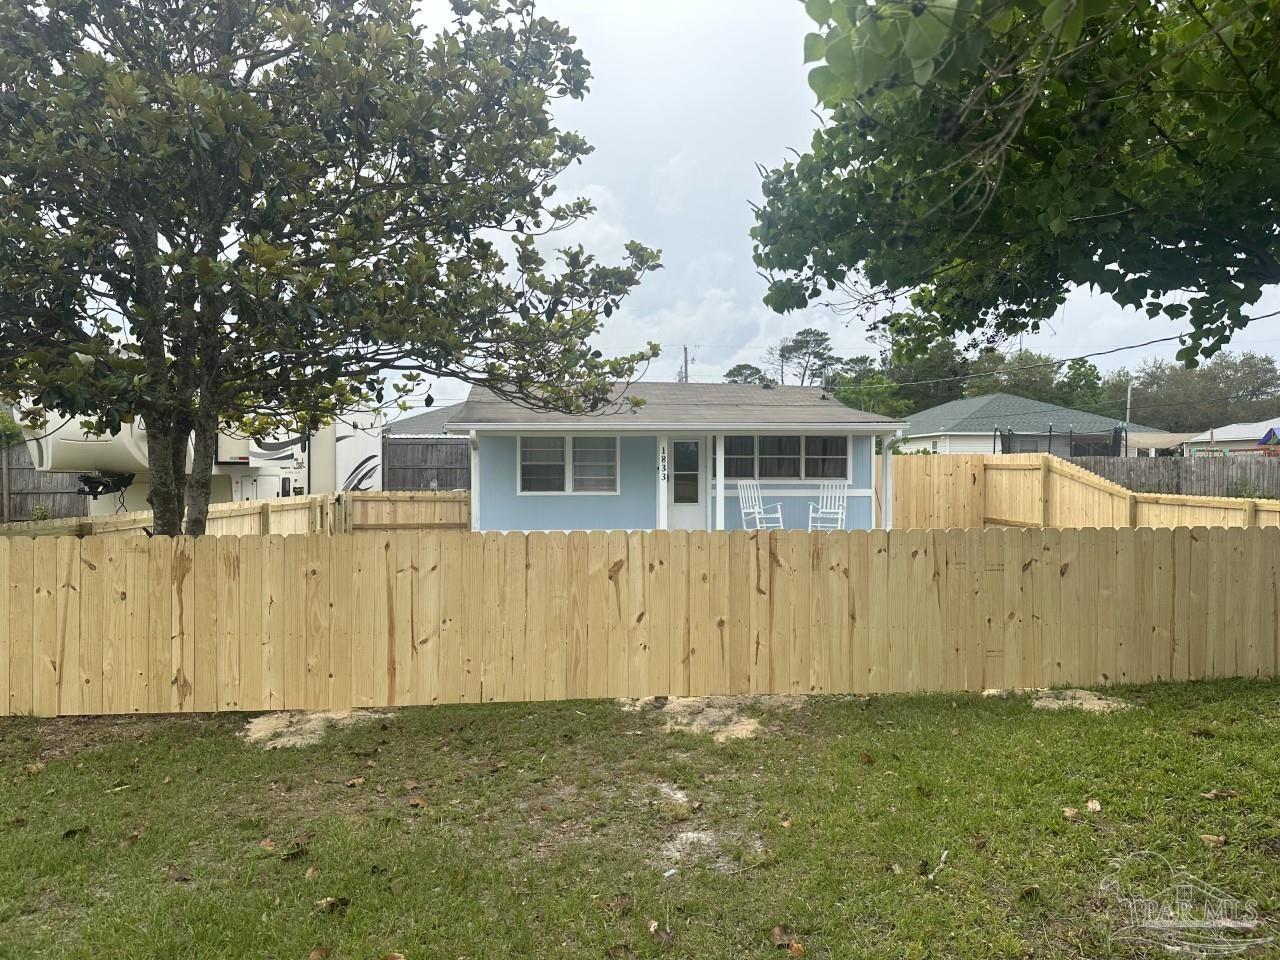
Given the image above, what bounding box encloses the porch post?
[657,434,669,530]
[880,431,895,530]
[469,429,479,531]
[714,433,726,530]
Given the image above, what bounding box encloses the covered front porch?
[655,430,899,532]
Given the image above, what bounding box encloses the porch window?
[572,437,618,492]
[723,436,755,478]
[758,436,801,478]
[519,437,566,492]
[804,436,848,479]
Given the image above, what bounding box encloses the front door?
[667,437,705,530]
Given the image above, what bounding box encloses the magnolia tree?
[753,0,1279,363]
[0,0,660,534]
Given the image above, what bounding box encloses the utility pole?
[1125,380,1132,424]
[679,345,689,383]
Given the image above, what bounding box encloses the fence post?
[259,501,271,535]
[1040,457,1051,528]
[1244,499,1258,527]
[1127,492,1138,527]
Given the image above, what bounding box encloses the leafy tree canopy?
[753,0,1279,364]
[723,362,766,384]
[0,0,659,534]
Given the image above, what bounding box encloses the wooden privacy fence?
[1071,455,1280,499]
[4,527,1278,718]
[894,454,1280,530]
[0,490,470,538]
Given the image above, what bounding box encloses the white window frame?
[714,433,853,482]
[516,434,621,496]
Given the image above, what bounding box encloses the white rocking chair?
[738,479,783,530]
[808,482,848,532]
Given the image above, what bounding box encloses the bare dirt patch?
[982,688,1132,713]
[240,710,394,749]
[619,695,805,742]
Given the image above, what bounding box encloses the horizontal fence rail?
[3,527,1277,717]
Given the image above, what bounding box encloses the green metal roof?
[905,393,1157,436]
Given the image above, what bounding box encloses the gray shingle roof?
[383,404,463,436]
[906,393,1158,436]
[446,381,903,430]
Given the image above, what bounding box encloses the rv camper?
[21,413,384,515]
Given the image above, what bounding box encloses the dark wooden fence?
[1,442,86,522]
[381,436,470,491]
[1070,456,1280,498]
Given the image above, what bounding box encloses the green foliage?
[1100,351,1280,431]
[764,327,841,385]
[723,363,766,384]
[29,504,49,521]
[756,0,1280,363]
[0,409,21,447]
[832,370,913,417]
[0,0,659,533]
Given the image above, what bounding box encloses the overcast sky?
[424,0,1280,404]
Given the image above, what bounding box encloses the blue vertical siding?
[476,434,657,531]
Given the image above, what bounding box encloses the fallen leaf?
[1061,806,1081,822]
[950,727,960,737]
[1020,884,1041,900]
[403,779,422,792]
[607,946,636,960]
[120,828,143,849]
[313,896,350,915]
[345,776,366,788]
[258,838,277,851]
[10,816,27,828]
[1201,788,1240,800]
[305,865,320,880]
[408,796,427,809]
[858,752,874,766]
[647,918,674,948]
[382,954,406,960]
[24,762,45,774]
[788,943,805,958]
[605,893,632,914]
[307,949,331,960]
[162,775,172,785]
[1086,799,1102,813]
[1200,834,1227,847]
[780,818,793,829]
[165,864,193,883]
[61,825,89,840]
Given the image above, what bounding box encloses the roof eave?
[445,420,905,434]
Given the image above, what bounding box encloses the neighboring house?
[382,404,469,491]
[899,392,1170,456]
[1183,417,1280,456]
[445,382,905,532]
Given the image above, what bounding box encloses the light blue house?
[446,382,904,532]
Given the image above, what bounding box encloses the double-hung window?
[723,436,756,478]
[571,437,618,492]
[518,437,566,492]
[518,436,618,493]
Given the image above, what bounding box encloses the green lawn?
[2,681,1278,959]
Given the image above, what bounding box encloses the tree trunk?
[183,408,219,536]
[146,415,190,536]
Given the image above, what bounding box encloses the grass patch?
[1,681,1279,958]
